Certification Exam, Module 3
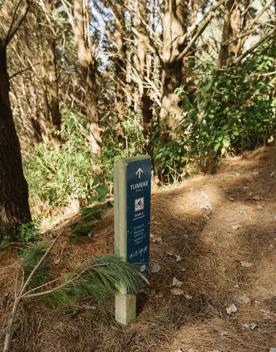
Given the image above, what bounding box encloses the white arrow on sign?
[136,168,144,179]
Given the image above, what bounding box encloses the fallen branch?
[2,229,66,352]
[2,228,144,352]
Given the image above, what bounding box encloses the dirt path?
[1,147,276,352]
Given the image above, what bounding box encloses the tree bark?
[0,41,31,240]
[217,0,241,68]
[41,0,62,135]
[134,0,154,155]
[112,0,127,118]
[73,0,101,159]
[41,38,62,137]
[160,0,187,135]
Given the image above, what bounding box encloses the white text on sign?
[130,180,149,190]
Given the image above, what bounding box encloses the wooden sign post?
[114,156,151,326]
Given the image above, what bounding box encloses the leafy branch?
[3,230,145,352]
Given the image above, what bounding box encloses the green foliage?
[0,234,11,248]
[21,243,50,289]
[154,136,186,182]
[90,176,109,202]
[18,217,42,243]
[24,108,145,210]
[21,241,143,308]
[0,218,42,247]
[100,111,146,181]
[177,41,276,172]
[70,204,111,238]
[24,43,276,196]
[24,109,104,207]
[44,255,142,308]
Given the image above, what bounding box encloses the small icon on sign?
[135,197,144,212]
[136,168,144,179]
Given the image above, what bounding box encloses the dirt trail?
[1,147,276,352]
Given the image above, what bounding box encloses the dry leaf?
[170,288,184,296]
[152,236,162,244]
[237,293,251,304]
[242,322,257,330]
[226,304,238,315]
[240,261,253,268]
[172,277,183,288]
[151,263,161,273]
[184,294,193,300]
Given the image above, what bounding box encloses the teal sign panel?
[126,158,151,272]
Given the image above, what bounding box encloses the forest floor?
[1,146,276,352]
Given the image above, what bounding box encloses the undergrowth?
[70,203,112,238]
[176,40,276,173]
[24,109,100,208]
[23,42,276,210]
[0,217,42,247]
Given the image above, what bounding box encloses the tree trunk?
[0,42,31,240]
[113,1,127,118]
[160,60,183,130]
[42,38,62,136]
[43,1,62,134]
[160,0,187,135]
[217,0,241,68]
[134,0,154,155]
[73,0,101,159]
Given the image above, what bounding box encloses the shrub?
[177,40,276,172]
[24,109,97,207]
[100,110,146,181]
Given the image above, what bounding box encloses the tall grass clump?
[24,109,97,208]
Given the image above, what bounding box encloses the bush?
[177,41,276,172]
[100,110,146,181]
[0,218,42,247]
[154,136,186,182]
[24,109,147,209]
[24,109,97,207]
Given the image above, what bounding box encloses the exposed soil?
[1,146,276,352]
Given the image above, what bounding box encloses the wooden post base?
[115,294,136,326]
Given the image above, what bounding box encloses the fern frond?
[26,255,144,307]
[21,243,50,289]
[43,287,72,308]
[70,205,104,237]
[79,206,103,221]
[89,255,142,294]
[71,223,93,237]
[18,216,42,243]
